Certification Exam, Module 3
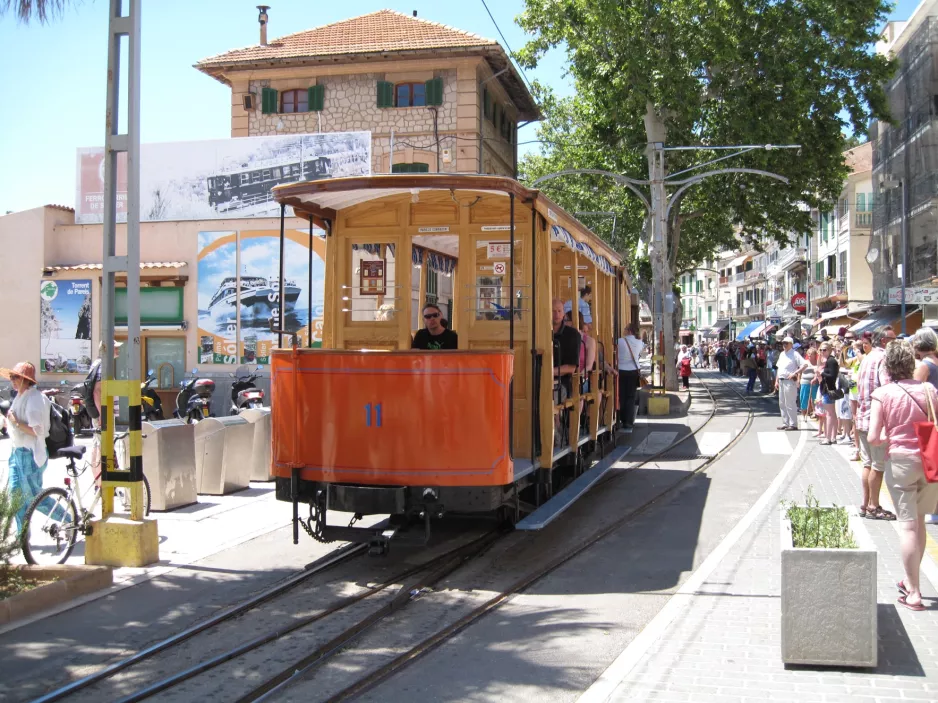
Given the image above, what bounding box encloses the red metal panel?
[271,350,514,487]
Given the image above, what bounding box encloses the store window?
[146,337,185,390]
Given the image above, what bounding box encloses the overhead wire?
[478,0,537,96]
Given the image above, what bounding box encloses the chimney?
[413,10,417,17]
[257,5,270,46]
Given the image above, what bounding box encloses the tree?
[518,0,894,388]
[0,0,71,23]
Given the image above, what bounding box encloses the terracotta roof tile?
[843,141,872,174]
[197,10,497,67]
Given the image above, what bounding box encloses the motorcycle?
[0,386,14,439]
[229,365,265,414]
[141,369,164,421]
[68,382,94,437]
[174,368,216,423]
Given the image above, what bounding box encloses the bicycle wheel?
[114,475,152,517]
[21,487,79,565]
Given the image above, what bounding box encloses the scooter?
[229,365,264,414]
[68,382,94,436]
[141,369,164,421]
[174,368,215,423]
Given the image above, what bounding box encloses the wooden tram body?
[269,174,631,548]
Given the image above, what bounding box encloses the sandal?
[898,595,926,611]
[859,506,868,518]
[868,507,897,521]
[898,580,909,597]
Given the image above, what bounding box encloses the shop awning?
[850,306,902,335]
[820,306,850,321]
[43,261,187,272]
[702,319,729,338]
[736,320,764,341]
[751,320,777,338]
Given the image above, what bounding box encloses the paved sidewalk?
[586,377,938,703]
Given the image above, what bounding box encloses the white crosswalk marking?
[632,431,678,455]
[758,431,794,455]
[697,432,731,456]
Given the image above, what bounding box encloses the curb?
[0,565,113,626]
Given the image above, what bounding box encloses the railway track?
[241,370,758,702]
[32,370,756,703]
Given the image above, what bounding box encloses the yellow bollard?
[84,380,160,568]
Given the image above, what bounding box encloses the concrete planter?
[0,564,112,626]
[780,510,877,667]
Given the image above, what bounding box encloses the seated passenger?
[552,298,581,400]
[412,304,458,350]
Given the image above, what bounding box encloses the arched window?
[280,89,308,113]
[395,82,426,107]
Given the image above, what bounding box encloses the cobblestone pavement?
[597,376,938,703]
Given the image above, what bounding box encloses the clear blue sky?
[0,0,921,214]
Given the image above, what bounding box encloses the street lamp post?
[880,175,909,334]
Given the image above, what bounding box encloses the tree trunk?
[643,104,678,391]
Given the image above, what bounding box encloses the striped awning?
[551,225,615,274]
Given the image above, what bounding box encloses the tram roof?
[272,174,625,271]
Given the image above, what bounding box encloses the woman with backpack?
[0,361,51,531]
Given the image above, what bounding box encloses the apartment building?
[872,4,938,328]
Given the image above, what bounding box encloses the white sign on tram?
[487,242,511,259]
[493,261,507,276]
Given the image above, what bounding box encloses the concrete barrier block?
[780,511,877,667]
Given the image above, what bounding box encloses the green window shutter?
[308,84,325,112]
[493,102,500,127]
[377,81,393,108]
[261,87,271,114]
[425,77,443,106]
[483,89,491,119]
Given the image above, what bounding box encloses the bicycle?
[20,429,152,565]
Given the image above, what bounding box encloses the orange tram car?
[268,174,633,552]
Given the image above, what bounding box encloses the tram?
[206,156,332,210]
[268,174,632,551]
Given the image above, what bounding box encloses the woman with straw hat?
[0,361,51,531]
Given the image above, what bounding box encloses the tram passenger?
[411,304,458,350]
[563,285,593,325]
[552,298,581,400]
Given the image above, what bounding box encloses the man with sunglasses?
[412,303,458,350]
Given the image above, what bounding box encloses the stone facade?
[228,60,518,178]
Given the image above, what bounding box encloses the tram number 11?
[364,403,383,428]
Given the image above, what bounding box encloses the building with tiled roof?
[195,9,538,177]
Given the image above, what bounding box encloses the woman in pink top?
[869,340,938,611]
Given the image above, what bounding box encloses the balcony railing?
[839,212,850,232]
[809,278,848,300]
[855,212,872,227]
[734,272,746,283]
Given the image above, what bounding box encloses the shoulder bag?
[897,384,938,483]
[623,337,650,388]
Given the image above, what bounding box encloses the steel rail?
[110,529,501,703]
[30,540,369,703]
[324,370,757,701]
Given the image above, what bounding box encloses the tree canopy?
[518,0,895,259]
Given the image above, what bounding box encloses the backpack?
[680,357,692,374]
[82,359,101,419]
[46,397,74,459]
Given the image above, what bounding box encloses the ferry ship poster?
[197,231,239,364]
[238,230,326,364]
[197,229,326,365]
[39,279,93,373]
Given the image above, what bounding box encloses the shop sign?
[360,260,386,296]
[791,292,807,313]
[887,287,938,304]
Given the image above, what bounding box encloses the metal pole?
[530,206,537,469]
[901,178,908,335]
[509,192,515,349]
[278,203,286,348]
[308,217,313,347]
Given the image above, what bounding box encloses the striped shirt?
[856,347,891,432]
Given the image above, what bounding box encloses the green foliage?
[0,489,32,600]
[783,486,857,549]
[517,0,896,265]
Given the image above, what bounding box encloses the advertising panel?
[887,287,938,305]
[76,132,371,224]
[197,230,326,366]
[39,279,93,373]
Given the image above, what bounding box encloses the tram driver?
[552,298,581,400]
[412,303,459,350]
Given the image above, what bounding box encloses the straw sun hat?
[0,361,38,385]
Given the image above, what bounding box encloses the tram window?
[251,172,262,183]
[395,82,426,107]
[272,167,281,179]
[241,173,250,185]
[410,235,457,331]
[350,243,397,322]
[262,170,272,180]
[475,239,523,321]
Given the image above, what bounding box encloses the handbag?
[622,336,650,387]
[897,384,938,483]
